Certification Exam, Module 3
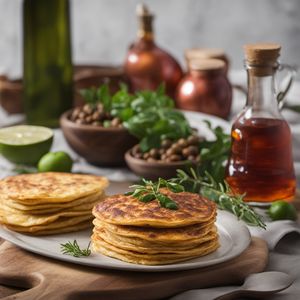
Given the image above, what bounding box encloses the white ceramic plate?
[0,210,250,272]
[183,110,230,139]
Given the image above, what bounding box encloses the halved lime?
[0,125,53,165]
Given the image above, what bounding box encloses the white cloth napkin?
[249,219,300,250]
[170,219,300,300]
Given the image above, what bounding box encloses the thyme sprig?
[60,240,91,258]
[173,168,266,229]
[126,178,184,210]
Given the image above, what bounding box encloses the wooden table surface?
[0,192,299,299]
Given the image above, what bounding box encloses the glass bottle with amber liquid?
[124,4,183,98]
[225,44,296,204]
[23,0,73,127]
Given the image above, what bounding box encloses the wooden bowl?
[0,75,23,114]
[125,145,196,180]
[0,65,128,114]
[60,110,137,166]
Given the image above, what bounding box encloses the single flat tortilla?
[3,215,93,233]
[93,189,216,228]
[1,191,105,211]
[0,208,92,227]
[5,220,92,236]
[0,192,105,215]
[0,172,108,204]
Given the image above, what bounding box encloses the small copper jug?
[124,4,183,98]
[185,48,230,73]
[175,59,232,119]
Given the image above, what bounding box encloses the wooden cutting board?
[0,237,268,300]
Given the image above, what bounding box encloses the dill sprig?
[173,168,266,229]
[60,240,91,258]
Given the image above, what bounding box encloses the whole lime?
[0,125,53,165]
[268,200,297,221]
[38,151,73,173]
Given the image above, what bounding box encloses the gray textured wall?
[0,0,300,77]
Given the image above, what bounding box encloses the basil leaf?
[140,193,156,202]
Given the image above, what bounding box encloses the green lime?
[38,151,73,172]
[268,200,297,221]
[0,125,53,165]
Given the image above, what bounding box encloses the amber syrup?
[225,117,296,203]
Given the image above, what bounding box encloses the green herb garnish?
[125,108,192,152]
[79,84,191,152]
[173,168,266,229]
[127,170,265,228]
[60,240,91,257]
[126,178,184,210]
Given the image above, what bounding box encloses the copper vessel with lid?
[185,48,230,73]
[124,4,183,98]
[175,59,232,119]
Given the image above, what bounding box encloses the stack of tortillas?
[0,172,108,235]
[92,189,218,265]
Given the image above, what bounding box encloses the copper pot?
[185,48,230,73]
[125,43,183,98]
[175,59,232,119]
[124,4,183,98]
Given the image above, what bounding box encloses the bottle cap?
[185,48,226,61]
[189,59,225,73]
[136,3,152,17]
[244,43,281,75]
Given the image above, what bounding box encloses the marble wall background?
[0,0,300,77]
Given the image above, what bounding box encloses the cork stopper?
[189,59,225,73]
[244,43,281,76]
[136,4,154,36]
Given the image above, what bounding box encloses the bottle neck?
[246,69,280,117]
[137,16,154,42]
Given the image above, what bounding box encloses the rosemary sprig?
[60,240,91,258]
[173,168,266,229]
[126,178,184,210]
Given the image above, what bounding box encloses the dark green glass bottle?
[23,0,73,127]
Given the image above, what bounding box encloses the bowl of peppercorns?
[125,133,202,180]
[60,103,137,166]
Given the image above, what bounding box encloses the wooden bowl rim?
[60,109,129,133]
[125,145,193,168]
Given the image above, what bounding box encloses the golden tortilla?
[93,227,218,253]
[92,235,219,265]
[0,172,108,204]
[1,191,105,211]
[93,218,216,243]
[93,189,216,228]
[0,208,92,227]
[3,214,93,233]
[5,220,92,236]
[0,192,105,215]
